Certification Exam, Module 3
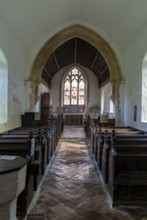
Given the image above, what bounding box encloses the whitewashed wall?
[123,25,147,131]
[34,82,50,112]
[0,19,25,132]
[99,82,113,113]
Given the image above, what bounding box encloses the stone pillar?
[30,80,40,111]
[114,79,121,126]
[110,79,121,127]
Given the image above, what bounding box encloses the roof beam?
[43,67,52,78]
[74,38,77,63]
[53,52,60,69]
[98,66,108,79]
[41,77,51,88]
[90,52,99,69]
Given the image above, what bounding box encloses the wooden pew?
[0,138,35,158]
[89,125,142,167]
[108,142,147,206]
[102,134,147,183]
[96,130,109,170]
[4,116,62,176]
[10,120,60,164]
[5,130,48,175]
[97,127,145,169]
[0,117,63,217]
[0,132,42,165]
[93,127,99,161]
[0,133,43,189]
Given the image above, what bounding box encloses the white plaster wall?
[142,60,147,122]
[119,80,125,126]
[99,82,113,114]
[0,61,7,123]
[124,25,147,131]
[50,69,62,115]
[0,19,25,132]
[85,67,100,107]
[50,65,99,115]
[34,82,50,112]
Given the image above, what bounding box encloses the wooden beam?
[74,38,77,63]
[98,66,108,79]
[43,67,52,79]
[90,52,99,69]
[53,52,60,69]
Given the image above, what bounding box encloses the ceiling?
[0,0,147,49]
[0,0,147,86]
[42,37,109,87]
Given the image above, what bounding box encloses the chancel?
[0,1,147,219]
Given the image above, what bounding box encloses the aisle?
[28,127,146,220]
[61,125,86,138]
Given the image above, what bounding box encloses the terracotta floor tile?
[28,126,147,220]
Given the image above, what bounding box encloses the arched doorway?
[30,25,122,125]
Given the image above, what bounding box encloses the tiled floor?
[28,126,147,220]
[61,126,86,138]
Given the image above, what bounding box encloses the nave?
[27,126,147,220]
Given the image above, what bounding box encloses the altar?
[64,114,83,125]
[60,105,85,125]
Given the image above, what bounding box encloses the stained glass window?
[64,68,85,105]
[79,79,84,105]
[64,78,70,105]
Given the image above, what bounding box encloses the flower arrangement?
[90,104,101,113]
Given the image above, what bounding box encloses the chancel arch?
[30,25,122,125]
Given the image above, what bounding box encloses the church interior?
[0,0,147,219]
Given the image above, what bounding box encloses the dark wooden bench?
[5,130,48,174]
[96,130,109,170]
[108,143,147,206]
[11,125,57,166]
[93,127,99,161]
[102,135,147,183]
[92,126,143,170]
[0,117,63,217]
[2,135,43,189]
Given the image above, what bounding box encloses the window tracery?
[64,68,85,106]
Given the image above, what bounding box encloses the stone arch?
[31,24,122,125]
